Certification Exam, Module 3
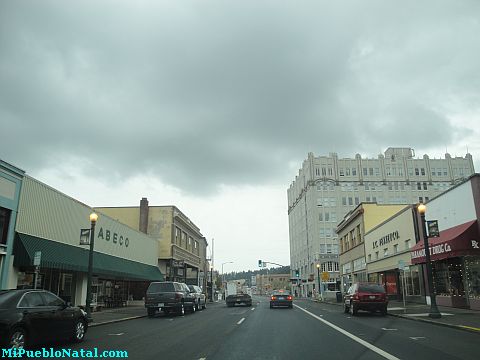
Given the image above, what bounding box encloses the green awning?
[13,233,163,281]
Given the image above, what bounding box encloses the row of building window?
[315,166,469,178]
[319,182,452,192]
[366,240,412,262]
[319,244,339,254]
[174,227,199,255]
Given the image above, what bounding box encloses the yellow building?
[337,203,408,292]
[96,198,208,288]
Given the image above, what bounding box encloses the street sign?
[262,262,267,268]
[80,229,91,245]
[427,220,440,237]
[33,251,41,266]
[321,271,329,281]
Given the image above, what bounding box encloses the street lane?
[54,296,478,360]
[291,299,478,360]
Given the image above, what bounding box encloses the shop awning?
[410,220,480,264]
[13,233,164,281]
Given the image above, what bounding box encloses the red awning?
[410,220,480,264]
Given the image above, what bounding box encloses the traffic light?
[295,269,299,277]
[258,260,262,268]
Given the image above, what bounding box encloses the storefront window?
[465,257,480,300]
[404,266,421,296]
[433,258,465,297]
[0,207,11,246]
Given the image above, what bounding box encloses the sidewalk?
[89,306,147,327]
[315,297,480,334]
[386,300,480,334]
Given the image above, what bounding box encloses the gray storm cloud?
[1,0,479,193]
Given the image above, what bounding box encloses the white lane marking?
[108,333,124,336]
[406,313,453,317]
[198,358,207,360]
[382,328,398,331]
[409,337,426,341]
[237,317,245,325]
[294,304,400,360]
[251,307,255,311]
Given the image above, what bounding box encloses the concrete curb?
[387,313,480,335]
[90,315,147,327]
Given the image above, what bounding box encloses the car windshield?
[147,283,175,293]
[272,291,290,296]
[358,285,385,294]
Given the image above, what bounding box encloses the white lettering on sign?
[472,240,479,249]
[411,242,452,259]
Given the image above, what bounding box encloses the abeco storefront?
[9,176,163,308]
[410,174,480,310]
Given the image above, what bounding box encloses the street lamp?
[221,261,233,299]
[85,212,98,322]
[316,263,323,300]
[417,203,441,319]
[210,265,214,302]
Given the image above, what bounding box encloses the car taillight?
[271,296,277,300]
[287,296,292,300]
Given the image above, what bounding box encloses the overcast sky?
[1,1,480,273]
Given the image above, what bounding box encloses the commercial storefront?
[409,174,480,310]
[10,176,163,308]
[0,160,25,289]
[366,205,424,301]
[410,220,480,309]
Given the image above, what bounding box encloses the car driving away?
[0,289,88,350]
[343,283,388,316]
[270,289,293,309]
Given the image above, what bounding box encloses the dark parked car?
[188,285,206,311]
[0,289,88,349]
[343,283,388,316]
[270,290,293,309]
[145,281,196,317]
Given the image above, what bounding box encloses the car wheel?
[202,302,206,310]
[270,303,273,309]
[289,304,293,309]
[164,308,170,315]
[344,304,349,313]
[9,327,27,349]
[73,319,86,343]
[147,308,156,317]
[349,302,357,316]
[191,302,196,313]
[381,306,387,316]
[178,303,185,316]
[195,302,199,311]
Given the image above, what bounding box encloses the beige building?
[255,273,291,295]
[365,205,423,301]
[97,198,208,289]
[288,147,475,297]
[337,203,408,292]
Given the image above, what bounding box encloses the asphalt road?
[55,296,478,360]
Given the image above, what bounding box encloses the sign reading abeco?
[97,227,130,247]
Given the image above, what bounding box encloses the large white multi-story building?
[287,147,475,297]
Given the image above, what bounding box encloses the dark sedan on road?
[270,290,293,309]
[0,289,88,349]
